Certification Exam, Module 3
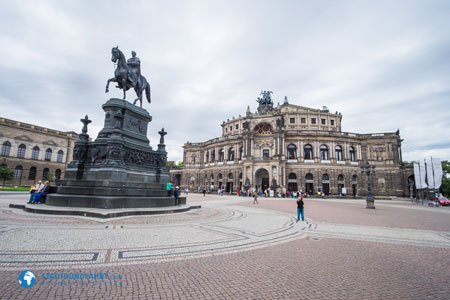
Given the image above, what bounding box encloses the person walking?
[297,195,304,222]
[203,188,206,197]
[253,191,259,204]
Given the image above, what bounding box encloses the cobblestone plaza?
[1,192,449,299]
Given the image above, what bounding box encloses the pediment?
[43,140,58,146]
[14,135,33,142]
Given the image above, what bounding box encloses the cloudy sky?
[0,0,449,163]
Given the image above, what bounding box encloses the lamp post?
[361,161,376,209]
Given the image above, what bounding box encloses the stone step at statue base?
[46,194,185,209]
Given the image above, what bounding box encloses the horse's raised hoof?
[105,88,109,93]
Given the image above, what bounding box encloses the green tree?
[177,161,183,168]
[45,171,55,183]
[0,167,14,186]
[441,160,450,197]
[166,161,176,169]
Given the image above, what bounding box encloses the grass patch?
[0,186,30,191]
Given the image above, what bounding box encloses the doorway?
[255,168,270,192]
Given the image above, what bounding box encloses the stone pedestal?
[47,98,178,209]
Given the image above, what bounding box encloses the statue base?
[47,98,175,209]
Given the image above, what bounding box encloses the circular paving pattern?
[0,196,308,270]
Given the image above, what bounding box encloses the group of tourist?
[27,180,51,204]
[166,180,181,205]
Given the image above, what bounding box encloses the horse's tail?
[145,82,151,103]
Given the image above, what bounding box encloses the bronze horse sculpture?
[105,46,151,108]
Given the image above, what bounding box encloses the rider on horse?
[127,51,141,89]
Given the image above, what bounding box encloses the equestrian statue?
[105,46,151,108]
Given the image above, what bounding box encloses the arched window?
[335,145,343,161]
[239,146,243,160]
[349,146,356,162]
[55,169,62,180]
[191,155,196,164]
[17,144,26,158]
[254,123,272,135]
[28,167,37,180]
[1,141,11,156]
[218,173,223,181]
[211,150,215,162]
[14,165,23,179]
[219,148,224,162]
[338,174,344,182]
[352,175,358,182]
[304,144,313,160]
[205,151,209,163]
[42,168,50,180]
[228,147,235,161]
[210,174,214,182]
[228,173,233,181]
[288,173,297,180]
[57,150,64,163]
[320,144,329,160]
[322,173,329,181]
[305,173,313,180]
[45,148,52,161]
[31,146,40,160]
[287,144,297,159]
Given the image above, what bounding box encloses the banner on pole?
[419,160,428,189]
[426,158,435,189]
[413,163,422,189]
[432,158,443,189]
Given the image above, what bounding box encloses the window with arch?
[28,167,37,180]
[45,148,52,161]
[322,173,329,181]
[239,146,243,160]
[305,173,313,181]
[352,175,358,182]
[338,174,344,182]
[349,146,356,162]
[219,148,224,162]
[304,144,313,160]
[218,173,223,181]
[211,150,215,162]
[17,144,26,158]
[57,150,64,163]
[228,147,235,161]
[210,174,214,182]
[287,144,297,159]
[31,146,40,160]
[55,169,62,180]
[190,155,196,164]
[14,165,23,180]
[42,168,49,180]
[1,141,11,156]
[254,123,272,135]
[288,173,297,180]
[228,173,233,181]
[335,145,343,161]
[320,144,329,160]
[205,151,209,163]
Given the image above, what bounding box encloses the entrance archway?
[305,173,314,195]
[288,173,297,192]
[174,174,181,187]
[322,173,329,196]
[255,168,270,192]
[226,173,234,193]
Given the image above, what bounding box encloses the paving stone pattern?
[0,192,449,299]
